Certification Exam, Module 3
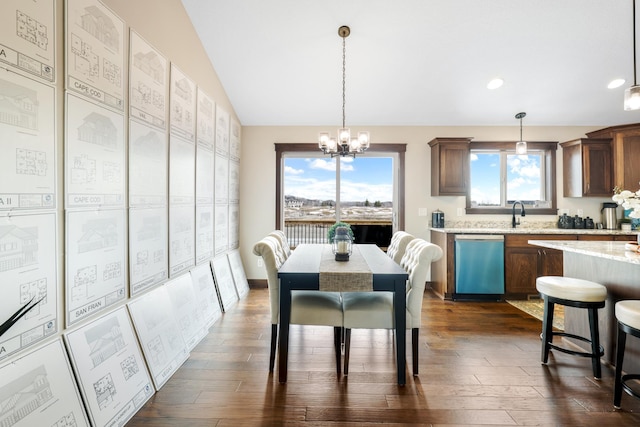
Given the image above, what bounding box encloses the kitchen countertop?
[528,240,640,265]
[430,226,639,236]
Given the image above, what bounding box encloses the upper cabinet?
[560,138,612,197]
[561,123,640,196]
[428,137,471,196]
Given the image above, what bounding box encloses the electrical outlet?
[418,208,427,217]
[257,258,263,268]
[576,209,584,217]
[457,207,464,216]
[559,208,569,216]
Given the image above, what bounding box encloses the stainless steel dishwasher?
[454,235,505,300]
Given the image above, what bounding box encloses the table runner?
[319,245,373,292]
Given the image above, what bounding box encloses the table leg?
[394,279,406,386]
[278,281,291,383]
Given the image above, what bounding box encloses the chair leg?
[614,323,627,409]
[412,328,419,376]
[541,297,555,364]
[269,324,278,372]
[334,326,342,376]
[588,307,602,379]
[344,329,351,375]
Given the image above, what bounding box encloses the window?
[466,141,557,215]
[275,143,406,241]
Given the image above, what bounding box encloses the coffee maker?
[601,202,618,230]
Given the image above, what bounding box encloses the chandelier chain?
[342,34,346,129]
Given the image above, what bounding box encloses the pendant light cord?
[634,0,637,86]
[342,33,346,129]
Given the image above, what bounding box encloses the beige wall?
[240,125,613,280]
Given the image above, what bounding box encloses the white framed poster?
[0,339,90,427]
[195,204,214,264]
[65,307,154,427]
[0,212,58,361]
[129,119,167,207]
[65,0,125,111]
[196,145,214,206]
[214,154,228,205]
[0,0,56,82]
[229,160,239,204]
[169,64,195,142]
[229,118,241,161]
[0,70,56,210]
[165,273,207,351]
[228,204,239,250]
[227,250,249,300]
[169,204,194,277]
[189,263,222,330]
[65,93,125,208]
[127,286,189,390]
[214,105,229,157]
[129,207,168,296]
[214,204,228,255]
[169,135,195,205]
[65,208,126,326]
[129,30,167,129]
[211,256,238,312]
[196,88,215,151]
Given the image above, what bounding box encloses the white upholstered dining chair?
[252,236,344,373]
[386,231,415,264]
[341,238,443,375]
[268,230,291,259]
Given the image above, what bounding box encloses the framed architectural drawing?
[169,64,195,142]
[214,204,228,255]
[0,70,56,210]
[214,154,228,205]
[129,119,167,208]
[0,212,57,361]
[65,93,125,209]
[165,273,207,351]
[228,203,239,250]
[65,307,154,427]
[214,105,229,157]
[0,339,90,427]
[227,250,249,299]
[210,256,238,312]
[196,146,214,206]
[189,263,222,330]
[229,160,239,204]
[128,206,168,296]
[169,134,195,205]
[195,204,214,263]
[65,0,125,111]
[229,118,241,162]
[129,30,167,130]
[196,88,215,151]
[168,204,195,277]
[127,286,189,390]
[65,208,126,326]
[0,0,56,82]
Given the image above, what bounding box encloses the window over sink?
[466,141,557,215]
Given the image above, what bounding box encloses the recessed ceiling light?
[608,78,626,89]
[487,78,504,90]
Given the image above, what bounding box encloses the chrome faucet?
[512,201,526,228]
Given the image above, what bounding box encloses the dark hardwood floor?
[128,288,640,426]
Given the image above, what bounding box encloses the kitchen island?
[528,239,640,373]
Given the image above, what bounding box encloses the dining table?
[277,243,409,385]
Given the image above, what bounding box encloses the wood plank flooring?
[128,289,640,426]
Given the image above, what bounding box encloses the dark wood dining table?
[277,244,409,385]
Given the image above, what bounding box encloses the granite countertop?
[528,240,640,265]
[430,227,638,236]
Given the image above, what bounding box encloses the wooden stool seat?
[536,276,606,379]
[614,300,640,409]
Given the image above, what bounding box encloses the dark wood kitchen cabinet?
[560,138,612,197]
[586,123,640,191]
[504,234,576,299]
[428,137,471,196]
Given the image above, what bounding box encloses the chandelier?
[318,26,370,157]
[515,112,527,155]
[625,0,640,110]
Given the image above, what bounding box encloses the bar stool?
[614,300,640,409]
[536,276,607,379]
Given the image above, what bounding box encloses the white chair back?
[387,231,415,264]
[252,236,283,324]
[269,230,291,259]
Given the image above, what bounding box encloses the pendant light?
[625,0,640,110]
[515,112,527,155]
[318,26,370,157]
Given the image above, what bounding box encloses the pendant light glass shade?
[624,85,640,110]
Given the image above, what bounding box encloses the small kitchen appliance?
[432,209,445,228]
[602,202,619,230]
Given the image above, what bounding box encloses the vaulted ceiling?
[181,0,640,127]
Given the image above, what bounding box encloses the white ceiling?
[181,0,640,127]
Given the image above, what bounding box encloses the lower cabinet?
[504,234,576,299]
